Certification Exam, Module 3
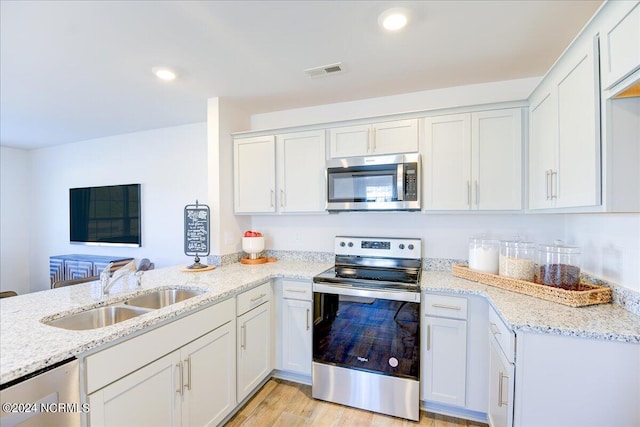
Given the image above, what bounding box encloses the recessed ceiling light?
[379,8,409,31]
[152,66,177,81]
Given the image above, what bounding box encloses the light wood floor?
[225,378,488,427]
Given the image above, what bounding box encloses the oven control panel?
[334,236,421,259]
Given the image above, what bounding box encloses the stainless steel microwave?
[326,153,421,211]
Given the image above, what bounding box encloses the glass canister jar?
[468,238,499,274]
[535,243,581,290]
[499,240,536,281]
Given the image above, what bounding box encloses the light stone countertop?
[2,262,639,386]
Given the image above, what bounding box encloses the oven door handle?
[313,282,420,303]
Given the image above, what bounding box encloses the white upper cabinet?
[234,135,277,213]
[276,130,326,213]
[329,119,418,158]
[234,130,326,214]
[424,109,522,211]
[600,1,640,90]
[528,34,601,210]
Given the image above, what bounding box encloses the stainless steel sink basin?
[124,288,204,310]
[44,306,150,330]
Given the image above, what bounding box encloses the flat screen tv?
[70,184,141,247]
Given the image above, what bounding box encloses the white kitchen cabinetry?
[487,307,515,427]
[423,109,522,211]
[329,119,418,158]
[236,282,272,403]
[279,280,312,376]
[422,294,488,420]
[600,1,640,90]
[234,135,276,213]
[528,34,600,210]
[234,131,326,214]
[276,130,326,213]
[86,300,236,427]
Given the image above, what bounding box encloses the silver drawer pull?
[286,288,307,294]
[498,372,509,407]
[432,303,462,311]
[250,293,267,303]
[489,322,502,335]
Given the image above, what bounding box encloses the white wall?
[564,213,640,293]
[0,146,31,295]
[27,123,207,292]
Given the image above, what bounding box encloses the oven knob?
[388,357,399,368]
[408,244,414,250]
[399,244,405,250]
[348,242,354,247]
[340,241,346,247]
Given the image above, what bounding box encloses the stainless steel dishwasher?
[0,358,81,427]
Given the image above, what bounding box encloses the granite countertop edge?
[1,262,638,386]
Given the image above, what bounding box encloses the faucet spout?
[101,260,137,296]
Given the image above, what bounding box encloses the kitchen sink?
[44,305,150,331]
[124,288,205,310]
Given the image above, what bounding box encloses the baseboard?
[271,369,312,386]
[421,400,488,424]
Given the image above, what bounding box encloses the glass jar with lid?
[499,240,536,281]
[535,243,581,290]
[468,237,499,274]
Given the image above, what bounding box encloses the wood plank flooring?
[225,379,488,427]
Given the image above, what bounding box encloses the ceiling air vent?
[304,62,346,79]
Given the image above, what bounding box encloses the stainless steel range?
[312,236,421,421]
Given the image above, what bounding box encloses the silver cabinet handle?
[306,308,310,331]
[280,189,285,208]
[475,180,479,207]
[467,181,471,207]
[545,170,549,200]
[372,128,376,152]
[498,371,509,407]
[550,170,557,200]
[367,128,372,152]
[286,288,306,294]
[270,189,275,207]
[241,323,246,350]
[250,293,267,303]
[489,322,501,335]
[176,362,183,396]
[427,324,431,351]
[432,303,462,311]
[184,357,191,391]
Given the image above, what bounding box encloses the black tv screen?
[70,184,141,247]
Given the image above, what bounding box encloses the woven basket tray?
[451,264,611,307]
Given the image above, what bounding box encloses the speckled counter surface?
[422,271,640,344]
[0,260,331,386]
[2,262,639,386]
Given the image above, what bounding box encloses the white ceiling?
[0,0,603,150]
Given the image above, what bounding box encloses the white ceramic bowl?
[242,236,265,259]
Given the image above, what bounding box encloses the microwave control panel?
[404,163,418,201]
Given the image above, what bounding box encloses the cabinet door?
[423,316,467,407]
[237,302,271,402]
[88,351,181,427]
[234,135,276,213]
[277,130,326,213]
[528,89,557,210]
[488,337,514,427]
[471,109,522,210]
[181,322,236,427]
[601,1,640,89]
[281,298,312,375]
[329,124,371,158]
[372,119,419,155]
[424,114,472,210]
[555,36,600,209]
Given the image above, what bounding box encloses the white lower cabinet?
[488,334,514,427]
[85,300,236,427]
[279,280,312,376]
[422,293,488,419]
[236,282,272,403]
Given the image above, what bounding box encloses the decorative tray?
[451,264,611,307]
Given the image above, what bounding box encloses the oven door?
[312,283,420,380]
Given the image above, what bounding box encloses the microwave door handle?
[397,163,404,201]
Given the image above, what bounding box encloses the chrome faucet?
[101,260,141,295]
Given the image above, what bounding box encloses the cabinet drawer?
[237,282,272,316]
[489,306,515,364]
[424,294,468,319]
[282,280,312,301]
